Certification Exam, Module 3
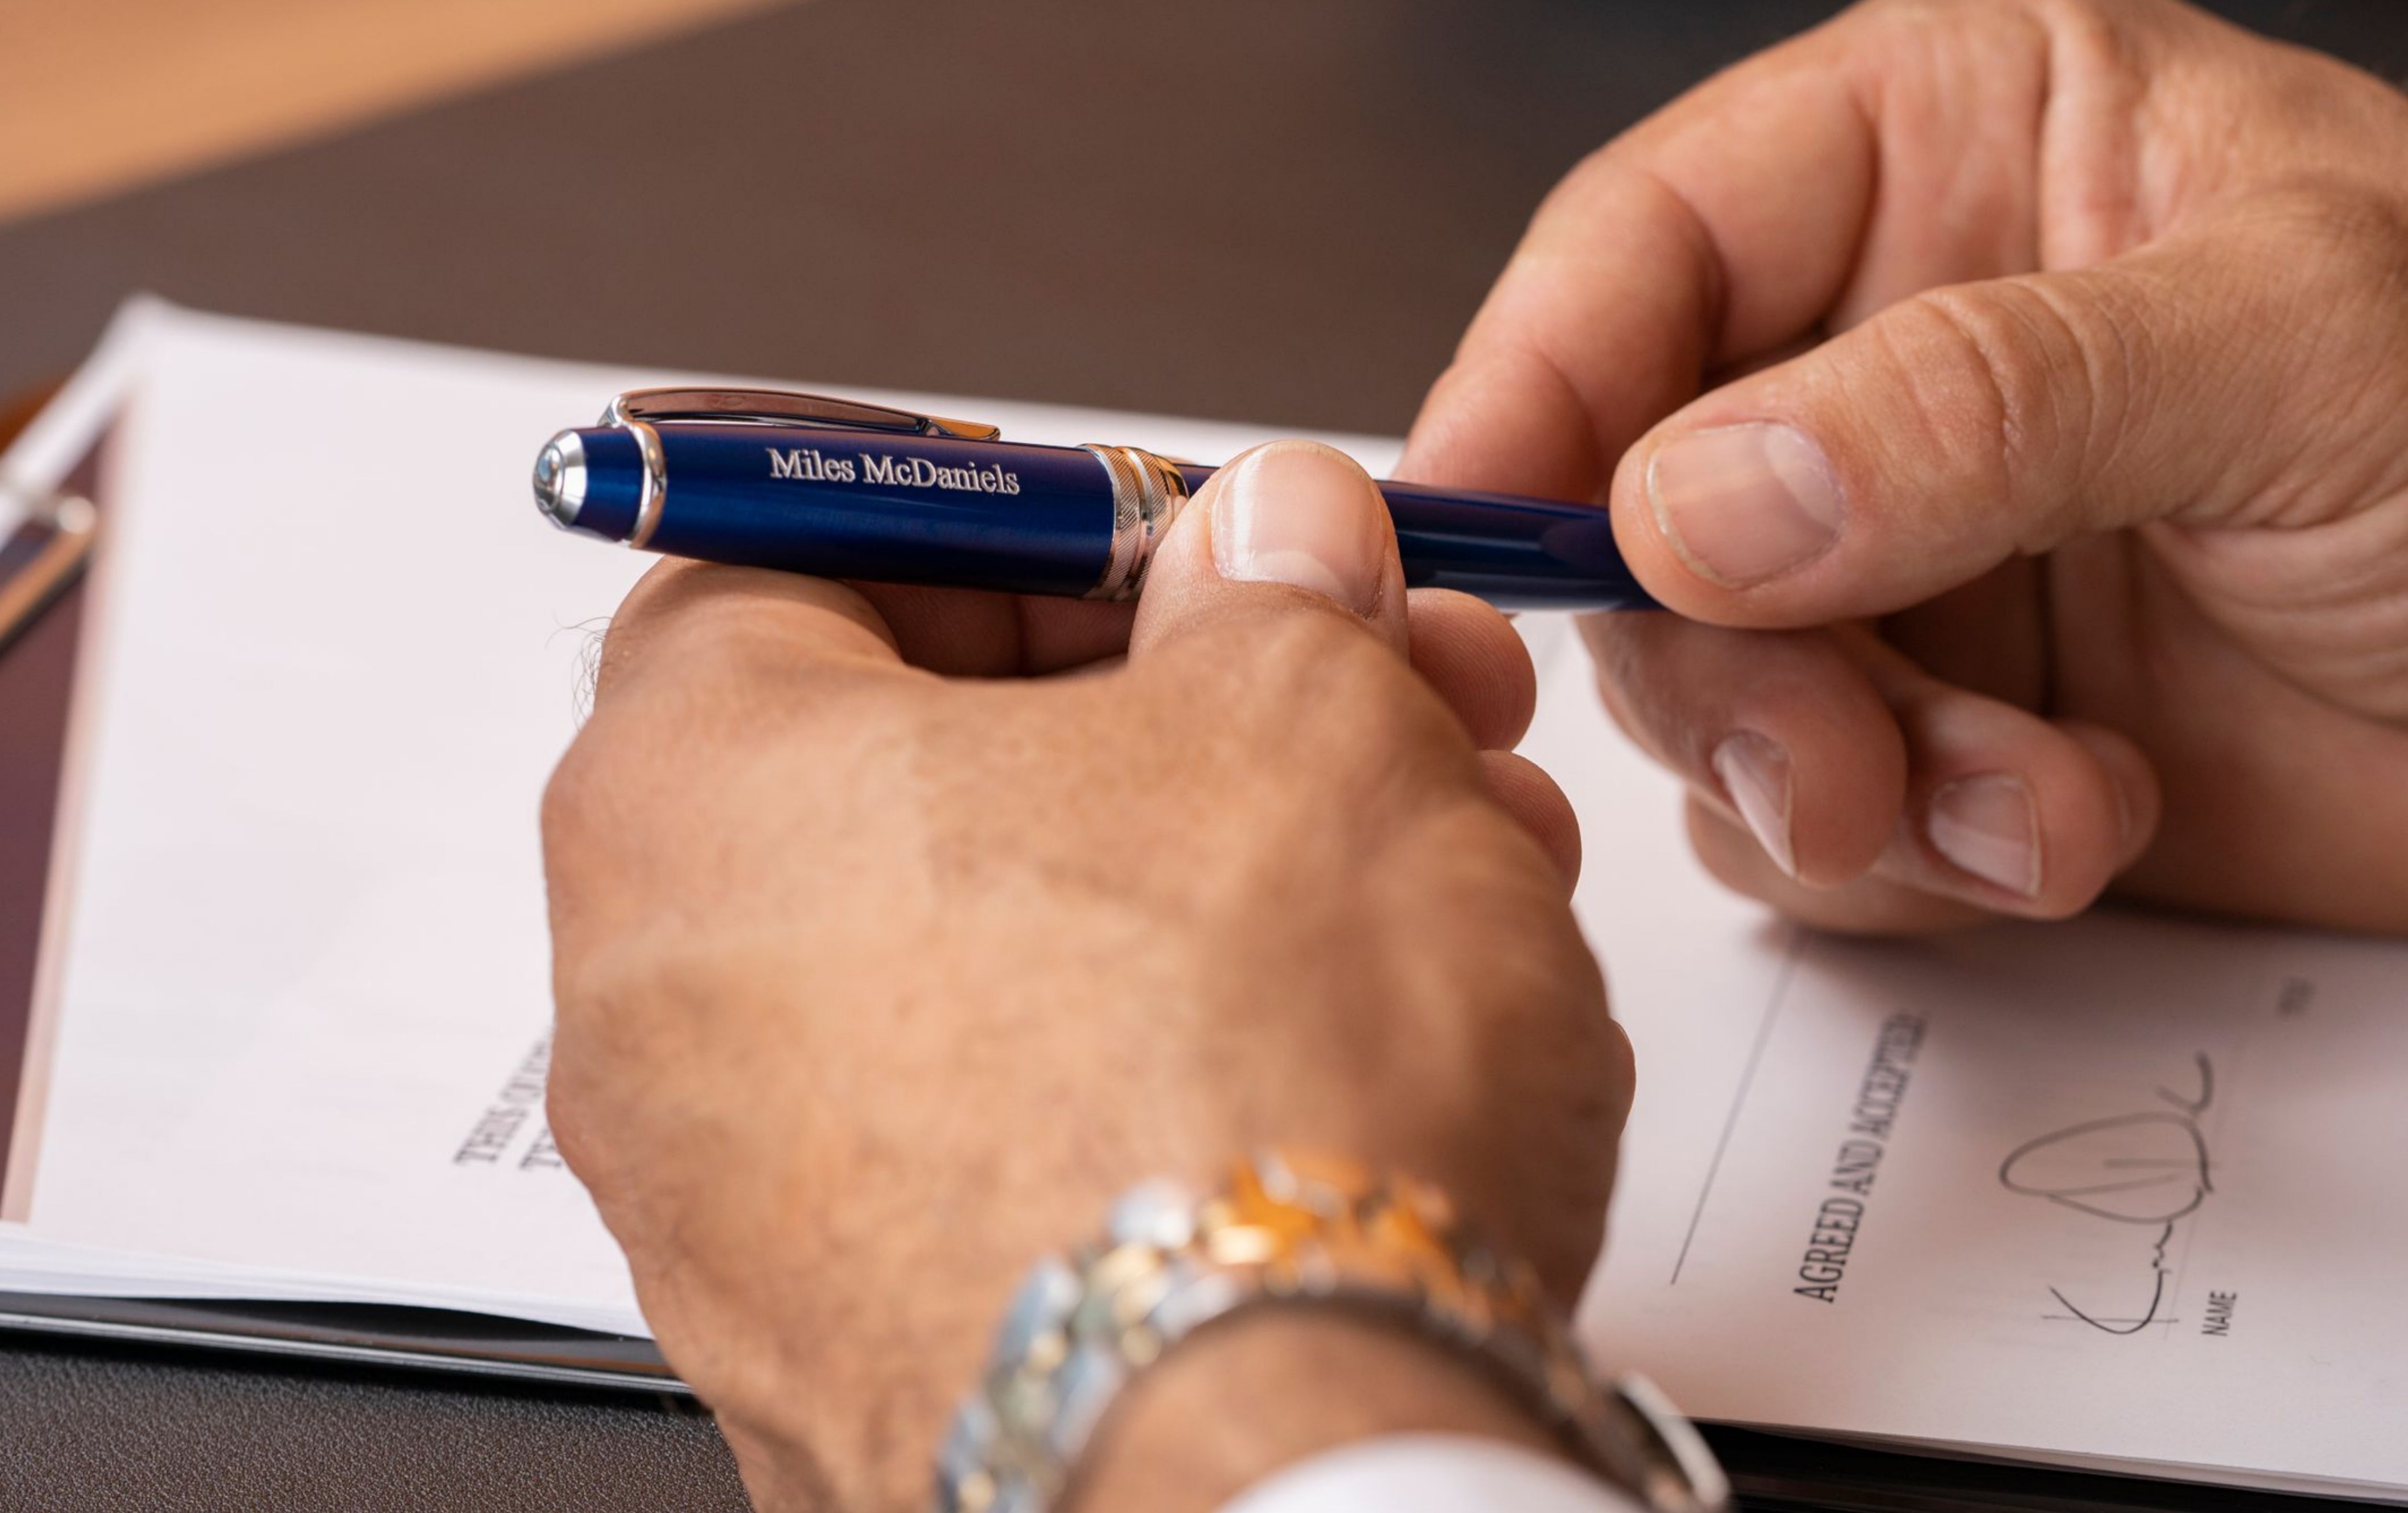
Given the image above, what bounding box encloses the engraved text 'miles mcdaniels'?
[766,445,1021,495]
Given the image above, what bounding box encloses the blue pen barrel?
[541,421,1656,610]
[1171,465,1652,610]
[562,425,1119,597]
[1381,479,1651,609]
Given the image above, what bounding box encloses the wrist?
[1074,1309,1569,1513]
[931,1154,1721,1513]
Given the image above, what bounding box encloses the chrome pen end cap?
[532,430,587,529]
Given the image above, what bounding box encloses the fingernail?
[1647,423,1843,587]
[1711,732,1796,877]
[1210,442,1387,616]
[1927,774,2041,896]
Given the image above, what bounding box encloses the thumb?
[1131,439,1408,658]
[1613,222,2408,625]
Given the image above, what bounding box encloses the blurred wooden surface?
[0,0,790,224]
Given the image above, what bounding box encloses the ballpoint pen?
[532,389,1657,610]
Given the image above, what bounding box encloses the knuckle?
[2227,185,2408,506]
[2254,187,2408,319]
[608,577,764,683]
[1848,0,1997,28]
[540,1049,606,1187]
[586,561,719,693]
[538,710,686,884]
[1842,0,1950,32]
[538,736,644,928]
[1881,278,2136,545]
[547,932,727,1117]
[540,966,673,1202]
[1144,613,1480,876]
[2020,0,2122,49]
[2033,271,2160,501]
[1217,613,1463,759]
[539,738,605,849]
[1874,288,2037,497]
[605,558,735,642]
[1846,0,2057,57]
[597,562,896,710]
[1414,800,1576,926]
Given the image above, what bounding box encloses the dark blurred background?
[2,1,2401,437]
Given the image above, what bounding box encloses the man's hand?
[1406,0,2408,933]
[541,443,1631,1511]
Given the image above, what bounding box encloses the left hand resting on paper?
[1403,0,2408,934]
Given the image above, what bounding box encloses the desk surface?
[0,0,786,224]
[0,2,2401,1506]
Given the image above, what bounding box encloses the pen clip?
[604,388,1002,442]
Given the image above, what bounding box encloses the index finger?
[591,558,908,711]
[598,561,1144,709]
[1398,0,2059,500]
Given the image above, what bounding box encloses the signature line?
[1670,928,1807,1285]
[2046,1221,2177,1335]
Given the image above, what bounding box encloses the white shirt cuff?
[1215,1434,1647,1513]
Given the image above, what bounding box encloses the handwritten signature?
[1997,1053,2213,1335]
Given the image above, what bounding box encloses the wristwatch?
[934,1150,1729,1513]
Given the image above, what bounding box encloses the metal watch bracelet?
[933,1150,1730,1513]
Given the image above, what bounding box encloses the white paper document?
[1,301,1397,1338]
[6,302,2405,1499]
[1521,635,2408,1501]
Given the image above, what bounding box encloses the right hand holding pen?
[541,442,1627,1511]
[1405,0,2408,934]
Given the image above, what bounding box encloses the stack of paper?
[0,301,1380,1339]
[4,302,2404,1501]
